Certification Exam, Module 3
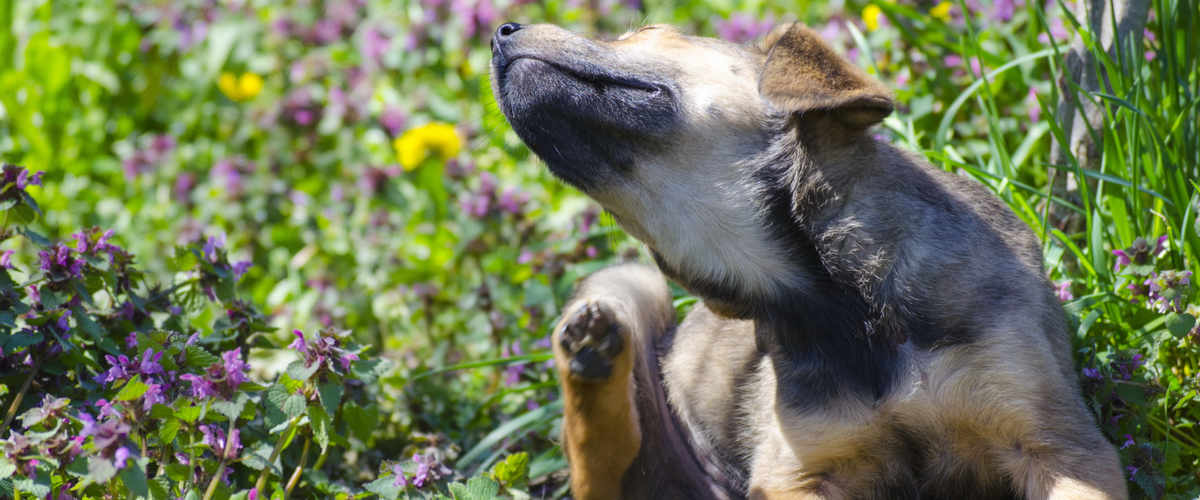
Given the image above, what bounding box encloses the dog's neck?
[652,118,903,408]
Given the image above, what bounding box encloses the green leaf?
[4,331,43,350]
[148,477,173,500]
[465,476,500,500]
[490,452,529,487]
[119,461,151,498]
[159,418,181,444]
[13,475,51,498]
[86,456,119,484]
[342,402,378,442]
[286,360,319,382]
[71,305,107,343]
[283,394,306,418]
[350,358,395,384]
[1115,383,1148,408]
[184,345,220,369]
[1165,312,1196,338]
[241,442,282,475]
[115,375,151,401]
[150,404,176,419]
[317,378,343,417]
[0,457,15,480]
[16,227,50,247]
[447,482,469,499]
[165,463,192,482]
[39,287,66,310]
[364,476,404,500]
[308,404,331,454]
[1163,441,1181,475]
[264,382,290,429]
[10,203,37,224]
[176,403,203,424]
[211,392,249,421]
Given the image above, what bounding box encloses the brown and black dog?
[489,21,1127,500]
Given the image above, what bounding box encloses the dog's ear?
[758,23,894,129]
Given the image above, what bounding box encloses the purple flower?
[380,105,407,136]
[1026,88,1041,123]
[291,329,359,374]
[1121,435,1135,448]
[179,348,250,400]
[1125,465,1138,480]
[78,405,131,452]
[97,355,131,385]
[361,27,391,64]
[200,425,242,460]
[289,329,308,351]
[410,453,451,488]
[143,384,166,412]
[1038,16,1068,44]
[497,187,529,215]
[37,243,85,281]
[0,249,14,269]
[340,352,359,371]
[944,54,964,67]
[113,447,130,469]
[992,0,1023,22]
[121,135,176,179]
[1145,270,1192,313]
[232,261,253,281]
[139,348,164,376]
[314,19,343,44]
[502,342,526,386]
[56,310,72,331]
[1081,367,1102,380]
[203,233,226,262]
[1055,281,1073,302]
[390,462,409,487]
[1112,249,1132,272]
[175,173,196,202]
[712,13,775,43]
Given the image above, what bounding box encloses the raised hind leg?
[554,265,736,500]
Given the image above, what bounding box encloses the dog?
[489,20,1127,500]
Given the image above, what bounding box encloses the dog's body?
[490,21,1126,499]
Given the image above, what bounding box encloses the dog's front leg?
[552,265,676,500]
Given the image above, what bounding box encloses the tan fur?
[552,267,675,500]
[758,24,894,128]
[492,20,1127,500]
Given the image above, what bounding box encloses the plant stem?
[201,419,238,500]
[282,436,310,500]
[254,416,302,493]
[0,356,44,438]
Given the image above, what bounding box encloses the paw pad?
[558,301,625,382]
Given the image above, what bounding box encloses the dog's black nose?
[491,22,523,53]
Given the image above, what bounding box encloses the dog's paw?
[557,300,626,383]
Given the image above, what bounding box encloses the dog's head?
[491,21,894,316]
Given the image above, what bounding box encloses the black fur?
[491,31,681,192]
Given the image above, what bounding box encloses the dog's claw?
[559,301,625,382]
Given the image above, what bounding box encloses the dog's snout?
[491,22,523,53]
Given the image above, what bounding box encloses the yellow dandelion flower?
[218,72,264,102]
[930,1,953,22]
[863,4,883,31]
[394,123,462,170]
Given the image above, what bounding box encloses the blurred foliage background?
[0,0,1198,497]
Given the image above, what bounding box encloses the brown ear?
[758,23,894,129]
